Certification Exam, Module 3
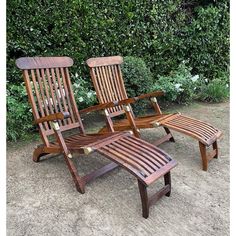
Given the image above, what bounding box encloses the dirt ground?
[7,102,229,236]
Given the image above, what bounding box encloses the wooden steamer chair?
[16,56,177,218]
[86,56,222,171]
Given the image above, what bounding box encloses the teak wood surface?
[16,56,177,218]
[86,56,223,171]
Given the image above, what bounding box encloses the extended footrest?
[97,134,177,186]
[96,133,177,218]
[159,114,222,171]
[44,131,177,218]
[160,114,222,146]
[45,131,177,181]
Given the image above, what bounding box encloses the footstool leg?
[164,172,171,197]
[199,142,208,171]
[213,141,218,159]
[138,180,149,219]
[164,127,175,142]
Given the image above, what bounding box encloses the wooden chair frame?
[16,56,177,218]
[86,56,222,171]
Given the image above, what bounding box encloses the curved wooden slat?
[166,120,213,139]
[109,142,155,174]
[173,115,219,134]
[115,139,162,169]
[102,144,151,177]
[121,137,167,166]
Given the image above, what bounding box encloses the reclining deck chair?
[86,56,222,171]
[16,56,177,218]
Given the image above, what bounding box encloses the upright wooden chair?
[16,56,177,218]
[86,56,222,171]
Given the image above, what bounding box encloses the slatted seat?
[86,56,223,171]
[16,56,177,218]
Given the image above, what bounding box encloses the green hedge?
[7,0,229,83]
[7,0,229,141]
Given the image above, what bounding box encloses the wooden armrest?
[35,112,70,124]
[79,98,137,114]
[114,91,164,106]
[110,91,164,106]
[79,91,164,114]
[79,101,120,114]
[113,91,164,105]
[136,91,164,100]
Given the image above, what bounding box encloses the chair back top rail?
[86,56,123,68]
[16,57,73,69]
[16,57,84,146]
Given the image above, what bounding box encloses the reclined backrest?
[86,56,129,117]
[16,57,85,146]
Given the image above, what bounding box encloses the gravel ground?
[7,102,229,236]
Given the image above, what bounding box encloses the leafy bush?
[198,78,229,103]
[184,3,229,79]
[7,0,229,84]
[152,62,199,104]
[7,83,34,141]
[72,74,97,109]
[121,56,154,97]
[121,56,154,112]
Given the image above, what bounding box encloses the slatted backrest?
[86,56,129,117]
[16,57,85,146]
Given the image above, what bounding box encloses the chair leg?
[33,146,85,193]
[33,146,48,162]
[164,127,175,142]
[138,180,149,219]
[213,141,218,159]
[151,100,174,143]
[63,154,85,194]
[199,142,208,171]
[164,172,171,197]
[153,127,175,146]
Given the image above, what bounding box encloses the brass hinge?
[153,122,160,127]
[150,97,157,103]
[82,147,93,155]
[124,105,131,112]
[103,109,109,117]
[50,121,60,131]
[67,153,73,159]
